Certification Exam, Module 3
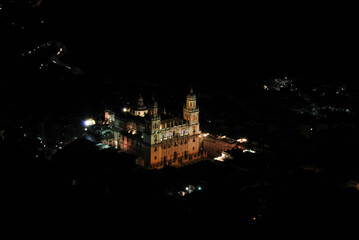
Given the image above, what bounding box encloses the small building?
[202,134,241,158]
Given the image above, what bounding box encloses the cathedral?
[103,88,207,169]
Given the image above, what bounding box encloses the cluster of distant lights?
[21,42,52,57]
[178,184,202,197]
[21,42,53,70]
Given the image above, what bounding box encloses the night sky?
[2,1,355,85]
[57,1,353,82]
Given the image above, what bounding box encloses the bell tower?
[183,88,199,126]
[145,96,161,145]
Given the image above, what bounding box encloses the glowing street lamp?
[83,118,96,127]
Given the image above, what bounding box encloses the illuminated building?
[202,134,239,158]
[103,88,207,169]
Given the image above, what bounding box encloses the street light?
[83,118,96,127]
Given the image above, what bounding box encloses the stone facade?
[103,89,207,169]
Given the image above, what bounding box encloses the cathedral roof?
[186,87,196,100]
[147,95,158,108]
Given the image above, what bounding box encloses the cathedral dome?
[135,94,147,110]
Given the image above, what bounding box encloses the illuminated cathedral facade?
[103,88,207,169]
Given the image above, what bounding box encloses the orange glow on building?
[102,89,207,169]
